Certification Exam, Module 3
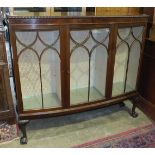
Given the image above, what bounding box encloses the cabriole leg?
[131,103,138,118]
[18,120,30,144]
[130,96,139,118]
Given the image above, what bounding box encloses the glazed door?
[112,25,145,97]
[13,28,63,111]
[69,26,110,105]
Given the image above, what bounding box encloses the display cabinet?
[7,15,148,144]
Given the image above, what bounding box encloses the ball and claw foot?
[20,136,28,145]
[18,120,29,145]
[130,111,138,118]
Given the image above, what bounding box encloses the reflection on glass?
[89,46,108,101]
[70,28,109,105]
[112,43,129,96]
[70,47,89,104]
[112,26,143,96]
[18,50,42,110]
[41,50,61,108]
[125,41,141,92]
[16,30,61,110]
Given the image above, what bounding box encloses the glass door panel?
[41,49,61,108]
[125,26,143,92]
[112,43,129,96]
[89,45,108,101]
[70,47,89,104]
[18,49,42,110]
[15,30,61,110]
[112,26,144,96]
[70,28,109,105]
[125,42,141,92]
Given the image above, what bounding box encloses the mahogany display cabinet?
[7,15,148,144]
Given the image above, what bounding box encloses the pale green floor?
[0,100,153,148]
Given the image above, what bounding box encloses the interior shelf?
[112,82,135,97]
[70,86,105,105]
[23,93,61,110]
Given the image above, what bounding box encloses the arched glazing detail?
[70,28,109,105]
[15,30,61,110]
[112,26,144,96]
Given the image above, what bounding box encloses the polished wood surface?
[8,15,148,24]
